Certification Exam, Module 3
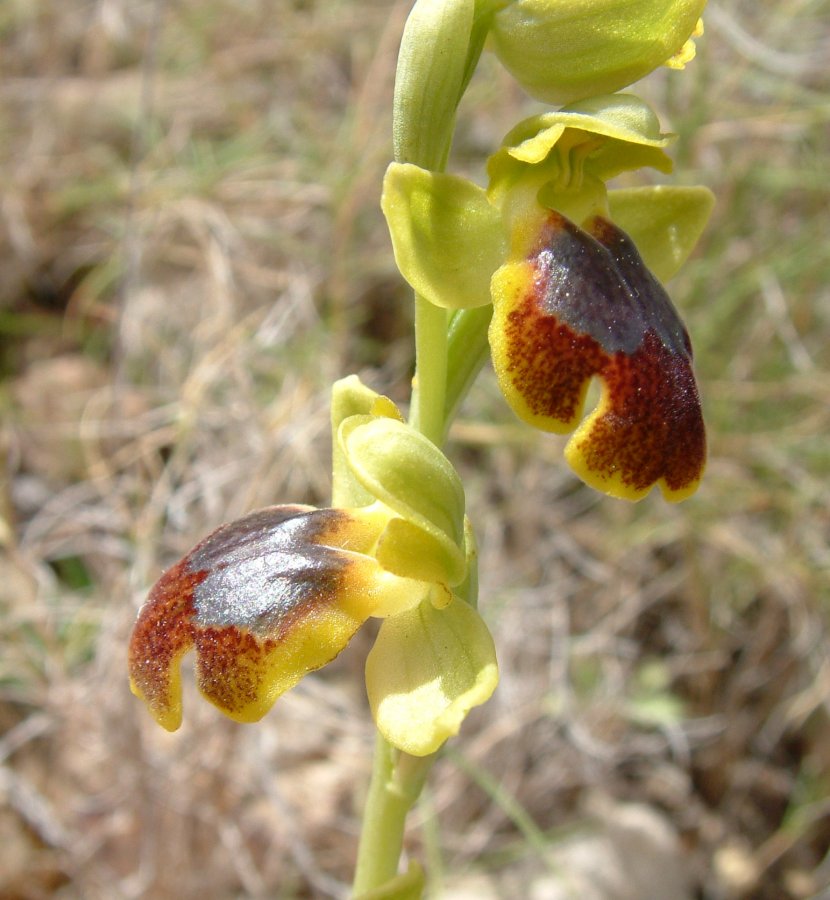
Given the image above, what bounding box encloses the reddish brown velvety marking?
[193,627,276,712]
[575,331,705,493]
[504,294,605,424]
[190,560,345,716]
[128,558,204,710]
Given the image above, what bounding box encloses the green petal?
[588,140,674,183]
[558,94,674,147]
[501,95,673,160]
[608,185,715,282]
[366,597,498,756]
[374,517,462,590]
[487,96,674,212]
[507,122,566,165]
[340,415,467,585]
[382,162,505,310]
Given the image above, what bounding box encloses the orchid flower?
[129,378,497,757]
[382,94,714,501]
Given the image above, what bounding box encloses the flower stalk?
[355,3,485,888]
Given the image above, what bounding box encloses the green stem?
[443,306,493,437]
[352,735,409,893]
[410,298,448,446]
[353,292,449,892]
[353,735,437,895]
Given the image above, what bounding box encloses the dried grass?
[1,1,829,897]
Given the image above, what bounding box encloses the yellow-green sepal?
[382,162,505,310]
[365,594,498,756]
[608,184,715,282]
[339,415,467,585]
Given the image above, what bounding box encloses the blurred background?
[1,1,828,897]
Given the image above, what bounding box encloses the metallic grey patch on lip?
[186,506,352,636]
[534,214,690,357]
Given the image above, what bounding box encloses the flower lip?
[489,210,706,501]
[128,499,497,750]
[187,505,355,634]
[128,504,413,731]
[531,213,691,358]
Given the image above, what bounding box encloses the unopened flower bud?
[489,0,706,104]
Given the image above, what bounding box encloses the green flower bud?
[338,414,467,585]
[488,0,706,104]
